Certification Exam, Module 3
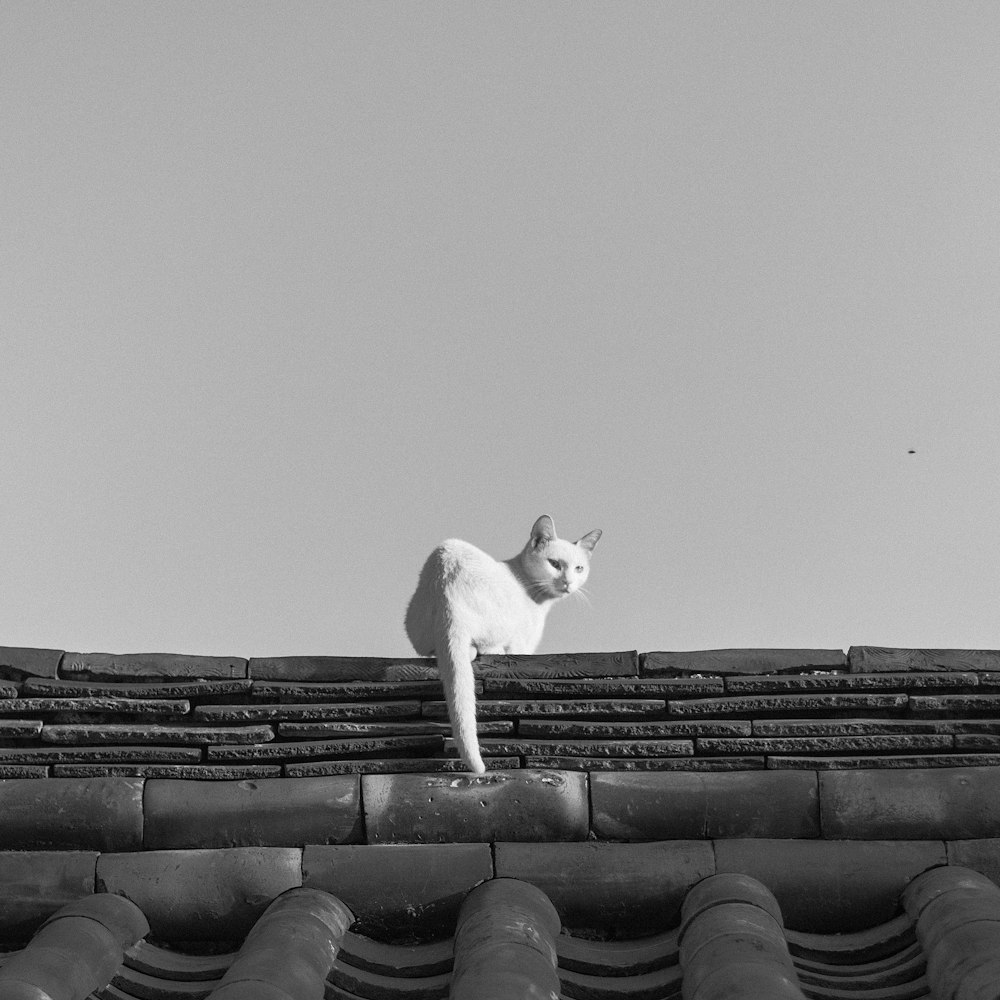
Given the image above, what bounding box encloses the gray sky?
[2,3,998,658]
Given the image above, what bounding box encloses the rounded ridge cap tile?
[680,872,785,935]
[901,864,999,920]
[451,877,562,1000]
[41,892,149,946]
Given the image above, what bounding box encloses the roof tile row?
[5,646,1000,683]
[5,865,1000,1000]
[0,659,999,774]
[7,840,1000,943]
[6,766,1000,851]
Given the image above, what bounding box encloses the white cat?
[404,515,601,774]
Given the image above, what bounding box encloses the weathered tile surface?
[495,841,714,935]
[304,844,492,939]
[679,874,796,1000]
[591,770,819,839]
[724,671,978,693]
[0,745,203,764]
[698,734,953,755]
[363,769,589,843]
[0,850,98,938]
[0,777,143,851]
[955,734,1000,752]
[277,720,512,738]
[849,646,1000,673]
[0,765,48,778]
[910,694,1000,715]
[23,677,252,699]
[206,734,442,762]
[451,880,561,1000]
[768,753,1000,769]
[249,656,435,681]
[62,652,248,679]
[644,649,846,675]
[820,766,1000,838]
[668,693,908,716]
[482,676,723,697]
[40,723,274,745]
[752,718,953,736]
[518,719,750,738]
[251,680,449,702]
[143,775,362,848]
[475,651,639,677]
[0,697,190,716]
[527,755,766,771]
[0,719,43,738]
[901,865,1000,1000]
[286,757,521,776]
[52,764,284,779]
[0,646,63,680]
[714,839,946,932]
[194,701,421,722]
[422,699,666,719]
[946,838,1000,885]
[453,737,694,758]
[95,848,302,939]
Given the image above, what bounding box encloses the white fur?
[405,515,601,773]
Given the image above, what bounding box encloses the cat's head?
[521,514,601,600]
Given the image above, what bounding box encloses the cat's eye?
[575,566,584,573]
[548,559,561,570]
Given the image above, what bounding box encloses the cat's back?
[429,537,496,576]
[411,538,500,596]
[404,537,500,653]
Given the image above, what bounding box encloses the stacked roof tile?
[3,642,1000,999]
[3,646,1000,775]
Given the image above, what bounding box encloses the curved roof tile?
[0,873,972,1000]
[2,643,1000,996]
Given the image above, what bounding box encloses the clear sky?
[2,3,998,659]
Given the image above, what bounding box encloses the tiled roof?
[4,643,1000,998]
[5,866,1000,1000]
[3,645,1000,776]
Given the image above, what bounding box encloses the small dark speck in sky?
[908,450,916,454]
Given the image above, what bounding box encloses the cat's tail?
[436,626,486,775]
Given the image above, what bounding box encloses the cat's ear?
[530,515,556,549]
[576,529,602,553]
